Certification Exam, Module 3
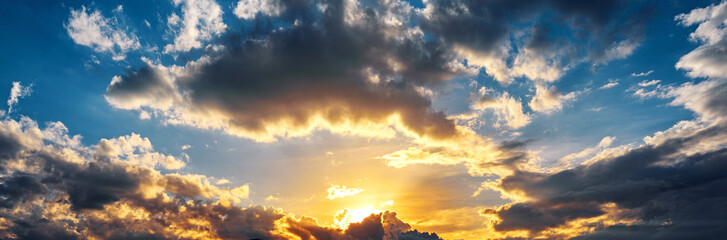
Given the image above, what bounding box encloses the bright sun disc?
[334,206,383,229]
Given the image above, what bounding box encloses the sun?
[333,206,383,229]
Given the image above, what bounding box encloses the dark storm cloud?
[0,173,47,209]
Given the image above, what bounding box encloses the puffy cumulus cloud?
[107,0,468,143]
[420,0,651,84]
[105,58,181,111]
[65,6,140,60]
[234,0,283,20]
[95,133,186,170]
[528,84,580,114]
[476,76,727,239]
[461,87,532,129]
[675,1,727,78]
[0,115,437,239]
[164,0,226,53]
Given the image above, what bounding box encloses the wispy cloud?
[327,185,364,199]
[631,70,654,76]
[65,6,139,60]
[7,82,32,114]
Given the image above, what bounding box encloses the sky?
[0,0,726,239]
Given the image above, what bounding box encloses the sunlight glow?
[334,206,383,229]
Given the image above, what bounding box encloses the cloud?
[675,0,727,78]
[637,79,661,87]
[0,115,436,239]
[627,80,668,100]
[6,82,31,114]
[163,0,226,53]
[65,6,140,60]
[599,79,619,89]
[234,0,283,20]
[95,133,186,170]
[421,0,652,84]
[559,136,616,167]
[466,87,532,129]
[631,70,654,77]
[107,0,467,143]
[601,39,640,62]
[327,184,363,199]
[478,76,727,239]
[528,84,580,113]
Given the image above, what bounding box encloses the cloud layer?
[0,115,440,239]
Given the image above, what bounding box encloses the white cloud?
[139,110,151,119]
[631,70,654,77]
[466,87,532,129]
[164,0,227,53]
[7,82,32,114]
[601,39,640,62]
[509,49,565,83]
[560,136,616,167]
[628,80,668,100]
[665,79,727,123]
[599,79,619,89]
[675,1,727,78]
[65,6,140,60]
[234,0,283,20]
[96,133,186,170]
[528,84,580,113]
[638,79,661,87]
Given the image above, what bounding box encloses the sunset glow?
[2,0,727,239]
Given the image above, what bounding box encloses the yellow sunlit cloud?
[327,184,364,200]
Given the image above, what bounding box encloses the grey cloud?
[487,123,727,238]
[107,0,464,141]
[481,77,727,238]
[0,173,47,209]
[421,0,652,63]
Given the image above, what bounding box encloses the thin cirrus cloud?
[6,82,31,114]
